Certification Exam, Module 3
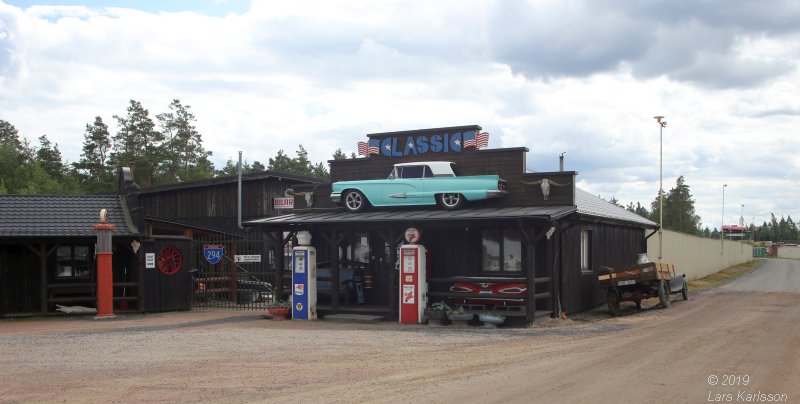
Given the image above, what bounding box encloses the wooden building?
[246,125,657,324]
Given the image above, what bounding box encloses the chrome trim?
[389,193,408,198]
[330,193,341,204]
[486,190,509,199]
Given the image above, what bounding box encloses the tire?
[437,193,464,210]
[681,279,688,301]
[343,190,368,212]
[607,289,621,316]
[658,280,671,308]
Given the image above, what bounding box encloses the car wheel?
[658,280,671,308]
[681,279,688,301]
[607,289,620,316]
[343,190,367,212]
[437,193,464,210]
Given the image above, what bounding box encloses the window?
[56,246,90,278]
[400,165,425,179]
[580,230,592,272]
[482,229,522,273]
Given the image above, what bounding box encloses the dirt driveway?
[1,259,798,403]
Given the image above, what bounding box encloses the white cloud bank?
[1,0,799,229]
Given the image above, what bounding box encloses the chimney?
[559,152,565,172]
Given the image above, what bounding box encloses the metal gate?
[191,234,283,310]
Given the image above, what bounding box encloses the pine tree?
[157,99,213,182]
[111,100,164,186]
[74,117,114,192]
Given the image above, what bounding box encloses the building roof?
[137,170,323,195]
[0,194,138,237]
[575,188,657,228]
[245,205,576,227]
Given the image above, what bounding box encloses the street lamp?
[654,116,666,261]
[721,184,727,255]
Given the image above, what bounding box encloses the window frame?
[481,228,523,274]
[55,245,92,279]
[580,230,592,273]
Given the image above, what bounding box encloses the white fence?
[777,246,800,260]
[647,230,752,281]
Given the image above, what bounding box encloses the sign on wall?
[273,197,294,209]
[145,253,155,269]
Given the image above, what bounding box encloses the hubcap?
[346,192,362,209]
[442,193,460,206]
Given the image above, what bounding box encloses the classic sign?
[359,131,489,158]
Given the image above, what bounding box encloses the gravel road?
[1,259,798,403]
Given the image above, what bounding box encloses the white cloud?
[0,0,798,228]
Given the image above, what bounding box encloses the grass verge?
[687,259,765,292]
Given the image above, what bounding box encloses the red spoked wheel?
[157,245,183,275]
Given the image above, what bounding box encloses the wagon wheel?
[658,280,671,308]
[607,289,621,316]
[157,245,183,275]
[437,193,464,210]
[681,279,689,301]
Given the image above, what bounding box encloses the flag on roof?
[463,131,477,148]
[357,141,368,157]
[476,132,489,149]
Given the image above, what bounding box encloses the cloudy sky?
[1,0,798,229]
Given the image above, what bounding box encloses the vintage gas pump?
[291,231,317,320]
[399,227,427,324]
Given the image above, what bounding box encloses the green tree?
[74,116,114,192]
[266,145,329,179]
[650,176,702,235]
[157,99,213,182]
[111,100,164,186]
[332,148,347,160]
[36,134,67,180]
[267,150,294,173]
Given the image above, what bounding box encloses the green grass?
[687,259,765,292]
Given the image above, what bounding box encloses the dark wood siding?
[140,177,301,232]
[328,148,575,208]
[559,220,647,313]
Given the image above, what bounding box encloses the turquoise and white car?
[330,161,508,212]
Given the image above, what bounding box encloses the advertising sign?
[145,253,155,269]
[234,255,261,263]
[273,197,294,210]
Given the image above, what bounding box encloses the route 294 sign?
[203,244,224,264]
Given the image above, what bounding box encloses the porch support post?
[517,220,534,325]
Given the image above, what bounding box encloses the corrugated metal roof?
[575,188,657,227]
[245,205,576,226]
[0,195,138,237]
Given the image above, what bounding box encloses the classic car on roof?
[330,161,508,212]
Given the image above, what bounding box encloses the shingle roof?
[0,195,138,237]
[575,188,657,228]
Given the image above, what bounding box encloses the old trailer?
[598,262,688,316]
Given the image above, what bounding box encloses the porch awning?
[244,205,576,228]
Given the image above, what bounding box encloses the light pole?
[721,184,727,255]
[740,204,745,252]
[654,116,666,261]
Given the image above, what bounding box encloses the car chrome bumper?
[330,193,342,204]
[486,190,508,199]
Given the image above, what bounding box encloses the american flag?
[476,132,489,149]
[357,142,368,157]
[368,139,380,155]
[463,131,477,148]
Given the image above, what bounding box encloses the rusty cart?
[598,262,688,316]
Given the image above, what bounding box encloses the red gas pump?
[399,227,427,324]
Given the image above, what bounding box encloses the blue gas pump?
[291,238,317,320]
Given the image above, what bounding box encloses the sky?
[1,0,798,230]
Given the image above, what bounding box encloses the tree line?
[609,175,797,243]
[0,99,340,195]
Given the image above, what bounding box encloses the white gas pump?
[291,231,317,320]
[399,227,427,324]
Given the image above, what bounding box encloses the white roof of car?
[394,161,455,176]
